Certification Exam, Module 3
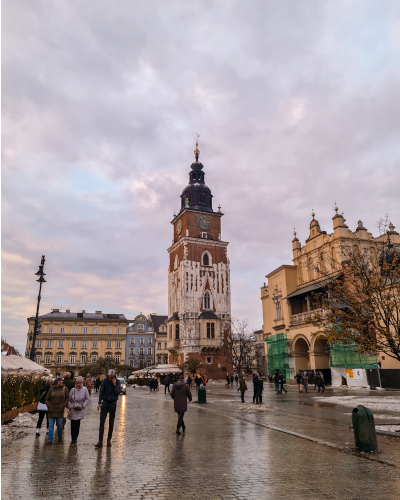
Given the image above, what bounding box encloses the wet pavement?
[2,383,400,500]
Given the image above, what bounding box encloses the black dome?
[180,159,213,213]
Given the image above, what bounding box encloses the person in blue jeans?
[45,377,69,444]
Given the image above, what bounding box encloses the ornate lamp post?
[29,255,46,361]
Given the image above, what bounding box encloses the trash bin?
[198,386,206,404]
[352,405,378,452]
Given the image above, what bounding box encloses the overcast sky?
[2,1,400,352]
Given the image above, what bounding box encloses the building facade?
[25,309,127,376]
[125,314,155,368]
[261,209,400,383]
[166,140,231,379]
[150,314,168,364]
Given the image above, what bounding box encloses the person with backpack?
[45,377,69,444]
[237,374,247,402]
[67,376,90,443]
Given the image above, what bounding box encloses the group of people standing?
[36,369,122,447]
[236,373,264,403]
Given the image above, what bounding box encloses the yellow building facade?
[261,208,400,383]
[25,309,128,376]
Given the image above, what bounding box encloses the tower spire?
[194,133,200,162]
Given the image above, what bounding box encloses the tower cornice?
[167,236,229,254]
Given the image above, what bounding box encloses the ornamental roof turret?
[180,135,213,213]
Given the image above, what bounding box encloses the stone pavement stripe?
[133,392,400,469]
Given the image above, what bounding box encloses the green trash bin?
[352,405,378,452]
[198,386,206,404]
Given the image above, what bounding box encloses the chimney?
[152,313,157,316]
[82,310,86,313]
[66,309,70,313]
[95,311,102,314]
[52,309,60,313]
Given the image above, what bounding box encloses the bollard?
[198,386,207,404]
[351,405,378,452]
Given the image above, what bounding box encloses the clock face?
[198,215,211,231]
[176,220,182,234]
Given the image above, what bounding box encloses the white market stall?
[1,354,51,375]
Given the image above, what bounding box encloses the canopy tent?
[1,354,51,375]
[131,364,181,376]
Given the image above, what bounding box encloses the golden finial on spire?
[293,227,297,236]
[194,133,200,161]
[334,202,338,213]
[311,208,315,219]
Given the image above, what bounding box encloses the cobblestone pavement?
[2,384,400,500]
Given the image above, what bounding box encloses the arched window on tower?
[200,193,205,203]
[202,253,209,266]
[204,291,210,310]
[174,255,179,270]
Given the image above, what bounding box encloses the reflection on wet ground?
[2,384,400,499]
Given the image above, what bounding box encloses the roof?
[198,310,220,320]
[32,312,127,321]
[150,314,168,332]
[167,312,180,322]
[285,276,336,300]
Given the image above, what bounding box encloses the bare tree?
[221,319,260,374]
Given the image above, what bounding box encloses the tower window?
[200,193,205,203]
[204,291,211,310]
[207,323,215,338]
[202,233,207,239]
[203,253,209,266]
[175,324,180,340]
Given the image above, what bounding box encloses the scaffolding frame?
[266,333,291,380]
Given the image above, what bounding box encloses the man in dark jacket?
[63,372,75,391]
[164,375,171,394]
[95,369,121,448]
[253,373,262,404]
[171,375,192,435]
[95,377,101,392]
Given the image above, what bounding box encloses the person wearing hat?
[95,369,121,448]
[67,376,90,443]
[170,375,192,435]
[45,377,69,444]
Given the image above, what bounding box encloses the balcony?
[167,339,180,353]
[291,308,330,326]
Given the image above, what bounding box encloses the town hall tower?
[167,138,231,379]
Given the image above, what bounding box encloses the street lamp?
[29,255,46,361]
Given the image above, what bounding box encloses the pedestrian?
[259,377,264,403]
[85,374,94,395]
[95,369,121,448]
[268,373,273,384]
[235,374,238,385]
[230,375,234,386]
[316,372,325,393]
[302,371,309,393]
[68,376,90,443]
[190,377,195,389]
[253,373,262,404]
[36,377,52,436]
[195,374,202,391]
[45,376,69,444]
[164,375,171,394]
[203,374,208,386]
[294,371,303,393]
[237,374,247,403]
[225,374,230,387]
[154,378,159,391]
[278,372,287,394]
[170,375,192,435]
[63,372,75,391]
[149,378,154,392]
[95,377,101,393]
[186,375,192,389]
[273,371,280,394]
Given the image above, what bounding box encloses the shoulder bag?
[72,388,83,411]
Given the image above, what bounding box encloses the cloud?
[2,0,400,351]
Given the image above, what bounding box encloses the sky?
[2,1,400,352]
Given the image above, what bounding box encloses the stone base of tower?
[168,352,232,380]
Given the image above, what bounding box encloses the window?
[174,255,179,270]
[148,347,152,355]
[164,355,168,364]
[157,355,161,363]
[83,327,88,334]
[204,291,210,310]
[106,341,112,348]
[117,328,121,334]
[137,324,144,331]
[36,341,42,348]
[48,327,53,334]
[46,341,52,348]
[73,327,77,334]
[116,341,121,348]
[115,355,120,363]
[45,355,51,364]
[129,360,134,367]
[169,325,172,339]
[81,354,87,363]
[202,232,208,239]
[130,348,134,355]
[206,356,213,364]
[164,342,167,349]
[35,355,41,364]
[56,355,63,364]
[200,193,205,203]
[207,323,215,339]
[106,355,111,360]
[130,338,135,345]
[93,327,98,334]
[140,338,144,345]
[91,355,97,364]
[108,328,112,334]
[70,355,75,364]
[71,341,76,348]
[60,327,65,334]
[92,341,98,348]
[158,343,161,350]
[175,324,179,340]
[58,341,64,348]
[148,338,152,345]
[147,359,152,367]
[139,347,144,355]
[82,341,87,348]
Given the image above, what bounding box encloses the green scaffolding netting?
[329,343,378,369]
[266,333,290,380]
